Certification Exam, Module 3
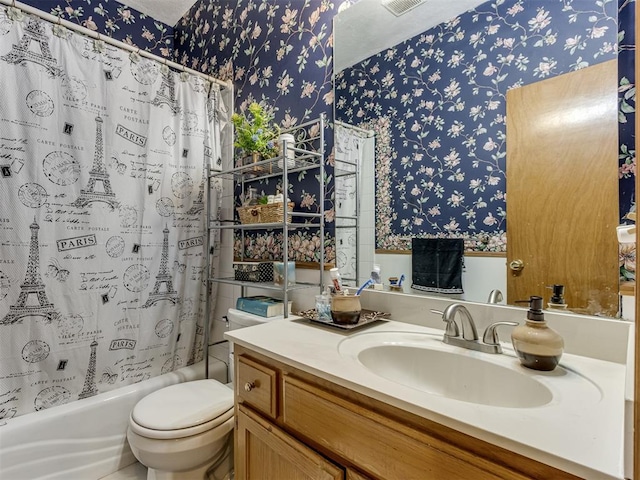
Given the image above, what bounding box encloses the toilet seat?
[129,408,234,440]
[129,380,234,440]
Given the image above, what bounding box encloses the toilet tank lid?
[227,308,302,329]
[132,379,233,431]
[227,308,284,328]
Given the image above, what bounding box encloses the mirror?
[333,0,635,317]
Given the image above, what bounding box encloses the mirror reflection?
[333,0,636,318]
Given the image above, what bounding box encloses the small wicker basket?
[261,202,294,223]
[237,205,262,224]
[236,202,294,224]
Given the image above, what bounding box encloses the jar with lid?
[244,186,259,206]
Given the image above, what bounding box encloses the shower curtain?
[334,123,368,285]
[0,7,227,419]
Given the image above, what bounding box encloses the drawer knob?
[244,381,256,392]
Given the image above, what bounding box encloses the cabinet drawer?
[237,355,278,419]
[282,376,527,480]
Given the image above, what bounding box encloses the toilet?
[127,380,234,480]
[127,308,282,480]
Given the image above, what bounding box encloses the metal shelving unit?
[207,116,325,317]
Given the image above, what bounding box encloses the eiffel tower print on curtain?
[78,340,99,399]
[151,70,181,115]
[143,225,179,307]
[1,219,60,325]
[0,17,63,78]
[187,322,204,366]
[186,169,206,215]
[72,116,119,209]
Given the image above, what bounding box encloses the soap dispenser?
[546,284,568,310]
[511,296,564,371]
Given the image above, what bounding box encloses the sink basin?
[338,331,601,408]
[357,343,552,407]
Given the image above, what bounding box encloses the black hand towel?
[411,238,464,294]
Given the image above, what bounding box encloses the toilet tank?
[226,308,299,381]
[227,308,282,330]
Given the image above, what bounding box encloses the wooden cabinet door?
[346,468,374,480]
[236,404,344,480]
[282,376,526,480]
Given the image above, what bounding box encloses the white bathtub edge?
[0,356,227,480]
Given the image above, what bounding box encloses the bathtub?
[0,356,228,480]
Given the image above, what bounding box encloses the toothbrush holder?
[330,293,361,325]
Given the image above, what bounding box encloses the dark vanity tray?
[297,309,391,330]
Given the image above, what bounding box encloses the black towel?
[411,238,464,294]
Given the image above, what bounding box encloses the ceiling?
[118,0,486,71]
[334,0,488,72]
[117,0,197,26]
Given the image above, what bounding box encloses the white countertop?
[226,318,626,479]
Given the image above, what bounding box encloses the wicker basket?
[237,205,263,224]
[236,202,294,224]
[261,202,294,223]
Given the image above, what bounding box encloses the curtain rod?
[335,120,375,137]
[0,0,232,90]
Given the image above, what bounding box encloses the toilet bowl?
[127,379,234,480]
[128,309,287,479]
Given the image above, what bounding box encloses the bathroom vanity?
[226,318,626,479]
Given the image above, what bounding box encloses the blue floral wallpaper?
[20,0,173,57]
[335,0,632,253]
[618,0,636,283]
[618,0,636,219]
[19,0,635,274]
[173,0,338,264]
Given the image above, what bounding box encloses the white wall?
[372,254,507,305]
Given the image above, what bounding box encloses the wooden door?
[506,60,619,316]
[235,405,344,480]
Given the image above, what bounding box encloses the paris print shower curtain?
[334,123,369,285]
[0,7,225,419]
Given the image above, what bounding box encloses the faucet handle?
[482,321,518,345]
[430,309,459,337]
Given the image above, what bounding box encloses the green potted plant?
[231,102,280,162]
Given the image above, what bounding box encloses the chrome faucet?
[431,304,517,354]
[442,303,478,341]
[487,289,504,304]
